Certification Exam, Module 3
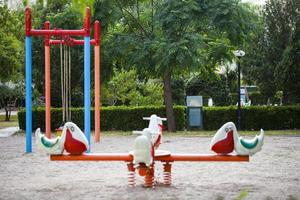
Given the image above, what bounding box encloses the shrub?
[203,106,300,130]
[18,105,300,131]
[18,106,186,131]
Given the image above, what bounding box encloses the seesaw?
[36,115,263,187]
[50,151,249,187]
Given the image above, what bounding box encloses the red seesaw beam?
[50,153,249,162]
[51,153,133,162]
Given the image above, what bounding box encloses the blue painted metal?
[84,36,91,151]
[25,37,32,153]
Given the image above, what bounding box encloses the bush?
[18,106,186,132]
[203,106,300,130]
[18,105,300,131]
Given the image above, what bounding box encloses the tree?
[242,0,300,104]
[0,4,23,81]
[0,82,23,121]
[102,68,163,106]
[0,4,24,121]
[92,0,260,131]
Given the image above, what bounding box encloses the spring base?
[163,163,172,185]
[143,165,155,188]
[127,163,136,187]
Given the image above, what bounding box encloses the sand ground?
[0,135,299,200]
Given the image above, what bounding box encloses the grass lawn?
[0,115,18,128]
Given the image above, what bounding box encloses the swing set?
[25,7,100,152]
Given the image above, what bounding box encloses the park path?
[0,126,19,137]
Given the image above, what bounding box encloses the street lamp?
[233,50,245,130]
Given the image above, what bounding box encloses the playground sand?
[0,135,299,200]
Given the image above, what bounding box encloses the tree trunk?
[163,69,176,132]
[282,89,289,105]
[5,107,10,121]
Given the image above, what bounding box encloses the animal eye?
[71,126,74,132]
[225,128,229,132]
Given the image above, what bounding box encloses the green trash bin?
[186,96,203,129]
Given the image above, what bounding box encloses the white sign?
[186,96,203,107]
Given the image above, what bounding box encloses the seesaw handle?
[142,117,167,121]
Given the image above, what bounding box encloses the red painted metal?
[144,164,155,187]
[50,153,249,162]
[25,7,91,37]
[44,22,50,46]
[49,39,96,45]
[94,20,101,143]
[51,153,133,162]
[127,163,136,186]
[163,163,172,185]
[94,21,100,46]
[84,7,91,36]
[30,29,86,36]
[44,21,51,138]
[25,7,31,36]
[158,154,249,162]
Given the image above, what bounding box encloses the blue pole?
[25,36,32,153]
[84,36,91,151]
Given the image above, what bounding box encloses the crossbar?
[50,153,249,162]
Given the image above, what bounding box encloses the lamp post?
[233,50,245,130]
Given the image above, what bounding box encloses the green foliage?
[203,106,300,130]
[171,78,186,105]
[0,83,23,121]
[102,68,163,106]
[97,0,262,131]
[242,0,300,104]
[72,0,95,15]
[186,73,231,106]
[106,68,140,105]
[18,105,300,131]
[30,3,85,107]
[18,106,186,131]
[0,5,23,81]
[131,79,164,106]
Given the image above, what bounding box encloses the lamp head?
[233,50,245,58]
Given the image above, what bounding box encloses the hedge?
[18,106,186,132]
[18,106,300,131]
[203,106,300,130]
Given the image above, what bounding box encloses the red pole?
[25,7,31,36]
[84,7,91,36]
[94,21,100,143]
[45,21,51,138]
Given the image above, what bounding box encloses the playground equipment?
[210,122,264,156]
[36,122,89,155]
[132,115,165,167]
[49,116,260,188]
[25,7,101,153]
[27,7,263,188]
